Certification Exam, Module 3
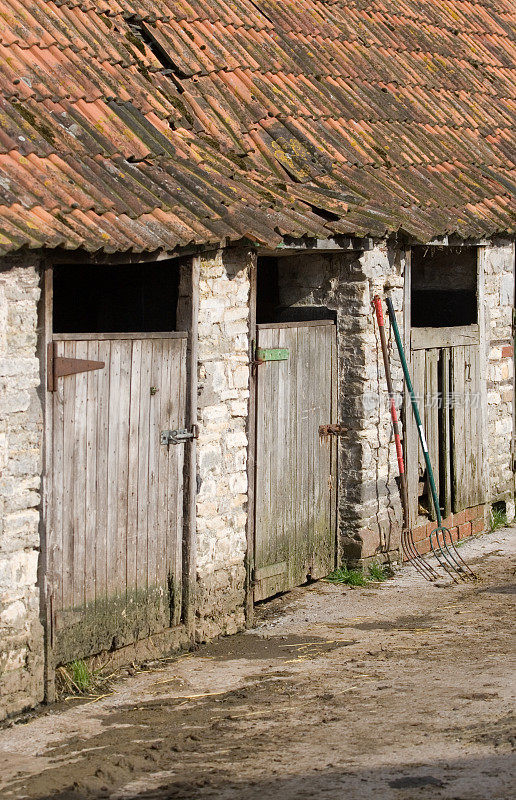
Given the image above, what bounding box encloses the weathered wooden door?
[254,320,337,601]
[407,326,485,525]
[48,333,187,664]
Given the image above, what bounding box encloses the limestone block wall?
[195,248,251,640]
[276,243,405,564]
[0,258,44,720]
[483,239,515,516]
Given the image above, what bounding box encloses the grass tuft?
[324,566,368,586]
[490,505,507,532]
[367,561,393,582]
[325,561,394,587]
[56,659,115,700]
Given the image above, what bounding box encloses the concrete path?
[1,529,515,799]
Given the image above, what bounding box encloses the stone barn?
[0,0,514,718]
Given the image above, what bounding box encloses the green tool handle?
[385,297,443,527]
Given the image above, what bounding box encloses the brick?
[501,345,513,358]
[471,518,485,536]
[453,510,466,527]
[413,522,428,543]
[458,522,472,539]
[417,537,432,556]
[446,525,458,542]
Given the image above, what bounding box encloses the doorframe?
[39,263,54,701]
[245,252,258,624]
[39,254,199,700]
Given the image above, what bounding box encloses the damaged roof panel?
[0,0,513,255]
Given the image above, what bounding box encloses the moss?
[125,30,146,55]
[53,581,179,666]
[15,103,56,145]
[135,61,151,82]
[166,95,195,126]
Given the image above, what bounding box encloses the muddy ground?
[1,529,515,800]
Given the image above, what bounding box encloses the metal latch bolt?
[161,426,198,446]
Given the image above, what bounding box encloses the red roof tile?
[0,0,514,254]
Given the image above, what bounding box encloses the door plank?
[84,340,99,607]
[441,348,452,519]
[95,339,111,609]
[106,339,122,630]
[451,346,467,511]
[137,340,153,631]
[147,339,162,606]
[72,340,89,613]
[61,341,76,612]
[116,340,131,626]
[126,340,142,603]
[425,349,440,520]
[51,342,65,611]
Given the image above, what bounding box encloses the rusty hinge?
[47,342,105,392]
[319,423,348,439]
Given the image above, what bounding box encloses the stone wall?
[276,243,406,564]
[0,258,44,720]
[195,248,251,640]
[483,239,515,518]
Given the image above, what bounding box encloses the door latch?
[160,426,199,446]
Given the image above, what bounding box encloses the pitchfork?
[383,296,476,582]
[373,296,439,581]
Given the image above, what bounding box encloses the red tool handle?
[373,295,405,477]
[373,295,385,326]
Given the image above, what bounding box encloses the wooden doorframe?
[39,255,199,700]
[245,252,258,625]
[39,263,55,701]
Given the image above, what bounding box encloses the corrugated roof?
[0,0,514,254]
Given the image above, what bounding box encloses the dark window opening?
[256,257,280,324]
[256,256,336,325]
[411,246,478,328]
[129,20,189,83]
[53,259,181,334]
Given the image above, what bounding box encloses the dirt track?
[1,529,515,800]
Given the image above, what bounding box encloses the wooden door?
[48,333,187,665]
[407,326,484,525]
[254,321,337,601]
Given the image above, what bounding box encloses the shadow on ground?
[33,752,516,800]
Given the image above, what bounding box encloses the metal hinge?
[161,425,199,446]
[319,424,348,438]
[47,342,105,392]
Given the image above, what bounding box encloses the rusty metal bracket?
[319,423,348,438]
[47,342,105,391]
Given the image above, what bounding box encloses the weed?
[325,560,394,587]
[490,505,507,532]
[56,659,115,700]
[367,561,393,582]
[324,566,368,587]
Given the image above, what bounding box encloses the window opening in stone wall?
[411,246,478,328]
[256,256,336,324]
[53,259,180,334]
